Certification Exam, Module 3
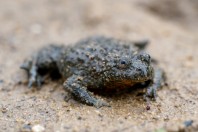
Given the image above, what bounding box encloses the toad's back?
[58,36,138,78]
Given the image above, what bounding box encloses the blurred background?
[0,0,198,132]
[0,0,197,46]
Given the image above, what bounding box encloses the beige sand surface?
[0,0,198,131]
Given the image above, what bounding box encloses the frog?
[20,36,165,108]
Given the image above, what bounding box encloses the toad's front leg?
[63,75,110,108]
[144,68,166,101]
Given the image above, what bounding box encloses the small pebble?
[1,107,7,113]
[77,116,82,120]
[32,124,45,132]
[184,120,193,127]
[146,105,150,110]
[0,80,3,83]
[21,124,32,132]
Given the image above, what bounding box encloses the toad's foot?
[20,58,45,88]
[144,68,166,101]
[63,75,110,108]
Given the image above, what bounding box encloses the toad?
[21,36,165,108]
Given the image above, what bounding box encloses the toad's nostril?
[145,54,151,63]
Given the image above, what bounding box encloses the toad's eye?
[121,60,126,65]
[119,60,128,69]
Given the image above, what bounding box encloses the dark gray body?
[21,36,165,108]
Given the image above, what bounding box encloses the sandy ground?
[0,0,198,132]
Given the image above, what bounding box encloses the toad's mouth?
[104,79,150,89]
[130,76,152,83]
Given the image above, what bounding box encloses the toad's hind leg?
[20,57,44,88]
[20,45,64,88]
[63,75,110,108]
[134,39,149,50]
[144,68,166,101]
